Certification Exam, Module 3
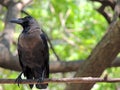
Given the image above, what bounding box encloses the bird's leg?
[15,71,23,87]
[38,69,46,83]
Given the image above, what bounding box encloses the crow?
[10,16,49,89]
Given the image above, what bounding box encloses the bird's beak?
[10,19,23,24]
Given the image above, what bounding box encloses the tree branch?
[91,0,116,10]
[1,77,120,84]
[97,5,111,23]
[0,0,11,7]
[50,57,120,73]
[91,0,116,23]
[112,0,120,22]
[65,20,120,90]
[0,50,120,73]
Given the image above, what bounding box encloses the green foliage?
[25,0,107,61]
[92,83,116,90]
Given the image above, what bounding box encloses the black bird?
[10,16,49,89]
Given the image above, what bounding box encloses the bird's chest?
[18,32,41,50]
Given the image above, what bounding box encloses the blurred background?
[0,0,119,90]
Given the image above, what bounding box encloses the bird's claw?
[15,76,22,87]
[37,77,44,84]
[15,72,23,87]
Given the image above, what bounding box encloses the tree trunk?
[65,21,120,90]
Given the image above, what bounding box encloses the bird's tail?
[27,75,34,89]
[24,67,34,89]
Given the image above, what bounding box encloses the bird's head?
[10,16,37,30]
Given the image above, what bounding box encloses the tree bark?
[0,0,32,70]
[65,21,120,90]
[0,52,120,73]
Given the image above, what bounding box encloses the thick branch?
[0,50,120,73]
[50,58,120,73]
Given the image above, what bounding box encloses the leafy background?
[0,0,119,90]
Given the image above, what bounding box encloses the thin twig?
[21,10,30,16]
[2,77,120,84]
[42,30,61,61]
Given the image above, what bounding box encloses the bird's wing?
[33,33,49,89]
[33,32,49,76]
[40,33,49,60]
[40,33,49,77]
